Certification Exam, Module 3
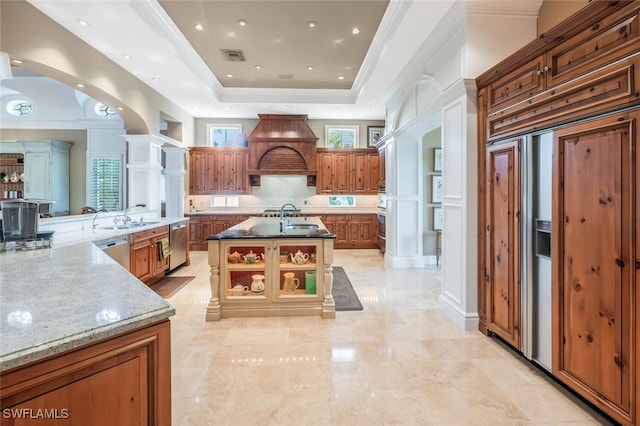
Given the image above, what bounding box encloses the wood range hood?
[247,114,318,182]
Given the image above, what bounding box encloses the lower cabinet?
[0,320,172,426]
[130,226,170,284]
[321,214,377,249]
[187,215,249,251]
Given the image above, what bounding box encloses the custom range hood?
[247,114,318,182]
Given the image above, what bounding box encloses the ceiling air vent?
[221,49,246,62]
[278,74,294,80]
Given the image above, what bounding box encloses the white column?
[122,135,163,216]
[438,93,478,330]
[163,146,187,218]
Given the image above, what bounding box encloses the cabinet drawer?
[487,58,640,140]
[545,4,640,88]
[487,56,545,114]
[130,226,169,243]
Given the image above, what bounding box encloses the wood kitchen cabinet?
[187,214,249,251]
[552,112,638,424]
[321,214,377,249]
[316,149,379,194]
[130,226,170,284]
[0,320,172,426]
[189,147,250,195]
[477,2,640,424]
[378,146,386,189]
[484,140,521,349]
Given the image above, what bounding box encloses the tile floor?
[167,249,612,425]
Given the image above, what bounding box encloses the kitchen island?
[0,241,174,424]
[205,216,336,320]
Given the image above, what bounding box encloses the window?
[325,125,359,148]
[94,102,119,117]
[90,157,122,211]
[206,123,246,147]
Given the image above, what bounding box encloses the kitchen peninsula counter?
[205,216,336,320]
[0,241,175,371]
[0,241,174,423]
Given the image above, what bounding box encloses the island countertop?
[0,241,175,371]
[206,216,336,240]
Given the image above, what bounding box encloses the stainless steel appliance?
[96,236,130,270]
[169,221,187,271]
[377,193,386,253]
[1,200,39,241]
[521,132,553,371]
[261,208,301,217]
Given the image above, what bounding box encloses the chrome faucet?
[279,203,298,232]
[121,203,146,224]
[92,209,108,229]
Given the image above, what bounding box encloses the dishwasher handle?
[97,238,128,249]
[171,223,187,230]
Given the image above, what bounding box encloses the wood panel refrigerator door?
[485,140,521,349]
[552,113,636,425]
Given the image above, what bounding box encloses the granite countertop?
[0,242,175,372]
[207,216,336,240]
[186,207,378,216]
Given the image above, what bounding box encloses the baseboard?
[438,292,479,331]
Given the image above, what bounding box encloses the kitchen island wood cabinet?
[189,147,250,195]
[205,217,335,320]
[476,1,640,424]
[129,226,170,285]
[1,321,171,426]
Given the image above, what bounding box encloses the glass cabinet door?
[274,241,322,302]
[223,242,268,300]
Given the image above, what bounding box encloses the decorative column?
[122,135,163,216]
[162,146,187,218]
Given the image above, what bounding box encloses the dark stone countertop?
[206,216,335,240]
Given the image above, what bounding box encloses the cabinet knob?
[543,65,552,73]
[537,70,544,76]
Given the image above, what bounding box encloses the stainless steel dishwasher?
[169,221,187,271]
[96,236,130,270]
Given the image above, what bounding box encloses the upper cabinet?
[188,147,250,195]
[479,1,640,141]
[316,148,379,195]
[0,140,71,216]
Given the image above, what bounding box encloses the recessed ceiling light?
[76,18,89,26]
[307,66,313,71]
[352,27,360,35]
[193,106,200,110]
[237,19,248,26]
[338,76,345,80]
[226,73,233,78]
[255,65,262,70]
[225,107,230,111]
[76,83,85,88]
[11,59,23,64]
[121,54,132,60]
[194,23,204,31]
[307,21,317,28]
[152,77,160,82]
[117,107,124,111]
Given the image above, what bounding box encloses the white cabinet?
[23,141,71,216]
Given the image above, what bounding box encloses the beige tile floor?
[167,249,613,425]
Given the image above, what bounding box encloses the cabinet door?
[217,151,248,193]
[190,219,213,251]
[485,140,521,349]
[552,113,636,424]
[333,152,351,193]
[130,242,152,282]
[152,236,170,276]
[24,151,51,200]
[352,152,379,193]
[316,152,334,193]
[487,56,545,114]
[189,150,216,194]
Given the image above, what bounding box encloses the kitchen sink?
[97,225,131,230]
[285,223,319,230]
[129,221,161,227]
